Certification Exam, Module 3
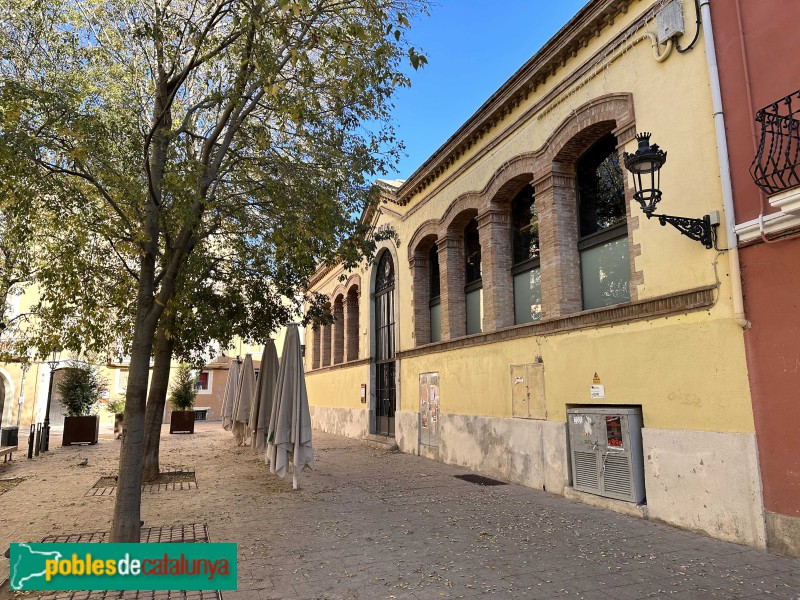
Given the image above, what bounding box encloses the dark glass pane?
[512,186,540,265]
[464,219,482,284]
[577,135,626,238]
[429,243,440,299]
[375,250,395,293]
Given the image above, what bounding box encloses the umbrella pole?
[293,471,298,490]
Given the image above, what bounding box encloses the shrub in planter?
[169,364,197,434]
[57,361,108,446]
[107,396,125,439]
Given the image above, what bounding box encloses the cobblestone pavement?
[1,423,799,600]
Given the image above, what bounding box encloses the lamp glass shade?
[624,133,667,216]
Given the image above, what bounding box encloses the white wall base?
[643,428,766,548]
[437,413,569,494]
[395,410,419,455]
[309,406,369,439]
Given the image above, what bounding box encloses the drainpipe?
[699,0,749,329]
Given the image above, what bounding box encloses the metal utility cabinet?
[567,406,645,503]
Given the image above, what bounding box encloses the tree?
[1,0,428,540]
[168,364,197,412]
[56,361,109,417]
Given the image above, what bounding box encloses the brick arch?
[407,220,440,262]
[440,192,484,234]
[485,157,537,208]
[543,92,635,165]
[330,286,346,302]
[344,273,361,297]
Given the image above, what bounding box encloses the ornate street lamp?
[624,132,718,249]
[42,347,61,452]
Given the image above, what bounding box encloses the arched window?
[312,326,321,369]
[429,244,441,343]
[577,134,630,309]
[345,285,359,361]
[321,302,332,367]
[332,295,345,364]
[511,185,541,323]
[464,218,482,335]
[374,251,396,436]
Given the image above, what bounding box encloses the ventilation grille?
[603,454,632,497]
[573,451,598,490]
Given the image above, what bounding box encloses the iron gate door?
[374,252,396,437]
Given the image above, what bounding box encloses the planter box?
[114,413,124,439]
[170,410,195,434]
[62,416,100,446]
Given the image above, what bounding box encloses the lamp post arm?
[647,212,716,249]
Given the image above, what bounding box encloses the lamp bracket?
[647,212,716,249]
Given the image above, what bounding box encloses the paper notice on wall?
[590,384,605,399]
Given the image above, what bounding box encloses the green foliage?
[106,395,126,415]
[0,0,430,365]
[56,361,109,417]
[0,0,430,537]
[169,364,197,412]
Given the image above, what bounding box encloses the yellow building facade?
[305,0,764,547]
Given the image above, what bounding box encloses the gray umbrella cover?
[250,339,279,454]
[232,353,255,445]
[266,324,313,477]
[221,359,240,431]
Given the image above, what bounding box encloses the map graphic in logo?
[10,543,63,589]
[9,542,237,591]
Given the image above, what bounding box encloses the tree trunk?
[110,310,158,542]
[142,313,176,482]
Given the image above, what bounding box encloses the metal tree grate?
[30,525,219,599]
[454,474,508,486]
[751,88,800,194]
[86,471,197,497]
[38,590,221,600]
[40,523,210,544]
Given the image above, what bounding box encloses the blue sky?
[384,0,588,182]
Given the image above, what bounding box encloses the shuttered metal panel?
[573,451,599,492]
[602,453,633,499]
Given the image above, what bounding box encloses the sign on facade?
[419,372,440,447]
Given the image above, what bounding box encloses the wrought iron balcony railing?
[750,89,800,195]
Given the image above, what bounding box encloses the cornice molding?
[735,211,800,244]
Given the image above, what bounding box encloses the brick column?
[535,164,582,319]
[344,292,360,361]
[312,327,321,369]
[477,207,513,332]
[332,300,344,364]
[438,236,466,340]
[321,322,332,366]
[410,253,431,345]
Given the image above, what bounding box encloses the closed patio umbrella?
[232,354,255,445]
[266,324,313,489]
[221,358,240,431]
[250,339,279,454]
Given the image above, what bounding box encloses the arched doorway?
[373,251,396,436]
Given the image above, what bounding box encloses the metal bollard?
[27,424,35,459]
[34,423,41,456]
